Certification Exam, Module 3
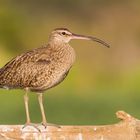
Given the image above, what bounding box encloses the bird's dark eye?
[62,32,66,35]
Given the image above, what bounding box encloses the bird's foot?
[22,122,41,132]
[22,122,61,132]
[41,122,61,129]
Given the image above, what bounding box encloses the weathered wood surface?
[0,111,139,140]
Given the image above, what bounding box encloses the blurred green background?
[0,0,140,125]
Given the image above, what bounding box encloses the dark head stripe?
[54,28,70,32]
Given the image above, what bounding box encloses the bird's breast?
[50,44,75,81]
[52,44,75,70]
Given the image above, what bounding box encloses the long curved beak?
[72,33,110,48]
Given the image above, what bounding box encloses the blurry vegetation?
[0,0,140,125]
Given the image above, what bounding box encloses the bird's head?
[49,28,110,48]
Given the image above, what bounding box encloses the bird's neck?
[49,37,67,47]
[48,39,76,68]
[48,38,68,50]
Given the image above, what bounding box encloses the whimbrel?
[0,28,110,130]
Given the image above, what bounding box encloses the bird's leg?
[22,90,40,131]
[38,93,60,128]
[38,93,47,128]
[24,91,31,124]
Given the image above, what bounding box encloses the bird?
[0,28,110,131]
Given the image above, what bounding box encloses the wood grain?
[0,111,139,140]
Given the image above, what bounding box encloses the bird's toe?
[22,122,41,132]
[41,122,61,128]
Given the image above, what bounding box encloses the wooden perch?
[0,111,140,140]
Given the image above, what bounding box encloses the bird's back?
[0,43,75,92]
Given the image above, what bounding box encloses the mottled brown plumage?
[0,28,110,131]
[0,43,74,92]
